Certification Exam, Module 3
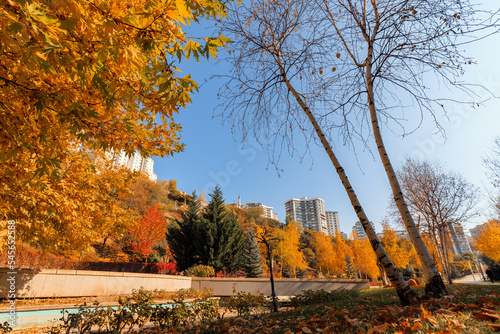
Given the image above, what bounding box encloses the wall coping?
[0,268,191,280]
[192,277,369,283]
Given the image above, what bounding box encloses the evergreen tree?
[202,186,246,272]
[345,256,355,279]
[166,192,203,271]
[401,264,415,281]
[450,263,460,279]
[243,232,264,278]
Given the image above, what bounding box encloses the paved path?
[454,274,499,285]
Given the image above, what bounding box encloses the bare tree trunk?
[378,262,389,286]
[365,59,448,298]
[431,231,447,281]
[266,242,278,313]
[441,224,453,284]
[276,56,419,306]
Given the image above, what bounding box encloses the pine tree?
[243,232,264,278]
[167,192,204,271]
[202,186,246,272]
[345,256,355,279]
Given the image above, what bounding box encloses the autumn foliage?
[276,222,307,277]
[126,204,167,259]
[0,0,230,254]
[1,150,136,255]
[474,220,500,263]
[0,0,230,182]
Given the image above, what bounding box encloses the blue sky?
[154,2,500,234]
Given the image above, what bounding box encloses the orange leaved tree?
[126,204,167,261]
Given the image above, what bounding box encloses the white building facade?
[325,211,340,237]
[352,221,375,239]
[246,202,278,220]
[228,196,278,220]
[284,197,328,234]
[109,150,157,181]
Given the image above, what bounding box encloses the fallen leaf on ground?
[411,322,424,331]
[466,303,480,310]
[367,323,389,334]
[446,319,466,331]
[301,327,313,334]
[473,312,500,322]
[489,323,500,332]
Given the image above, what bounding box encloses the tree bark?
[266,240,279,312]
[276,55,419,306]
[365,55,448,298]
[442,224,453,284]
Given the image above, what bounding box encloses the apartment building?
[448,223,472,255]
[284,197,328,234]
[352,221,375,239]
[246,202,278,220]
[325,211,340,237]
[109,150,157,182]
[228,196,278,220]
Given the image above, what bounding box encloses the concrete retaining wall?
[0,269,369,299]
[192,278,369,296]
[0,269,191,299]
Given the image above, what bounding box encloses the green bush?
[221,291,267,317]
[290,289,360,307]
[49,288,220,333]
[185,264,215,277]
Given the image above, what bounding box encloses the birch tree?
[218,0,419,305]
[316,0,497,297]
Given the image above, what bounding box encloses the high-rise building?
[325,211,340,237]
[284,197,327,234]
[448,223,472,255]
[469,223,486,242]
[109,150,157,181]
[352,221,375,239]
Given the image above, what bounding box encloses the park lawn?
[144,284,500,334]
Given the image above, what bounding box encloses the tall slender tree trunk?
[365,57,448,298]
[378,261,389,286]
[430,231,448,282]
[441,224,453,284]
[276,55,419,306]
[265,241,279,312]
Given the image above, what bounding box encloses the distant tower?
[238,194,241,206]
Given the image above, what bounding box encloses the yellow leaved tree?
[276,221,306,277]
[1,0,230,192]
[311,231,352,277]
[0,0,230,251]
[475,220,500,263]
[380,223,411,270]
[2,148,137,256]
[349,237,379,280]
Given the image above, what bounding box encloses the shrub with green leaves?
[221,291,268,317]
[49,288,220,333]
[185,264,215,277]
[290,289,360,307]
